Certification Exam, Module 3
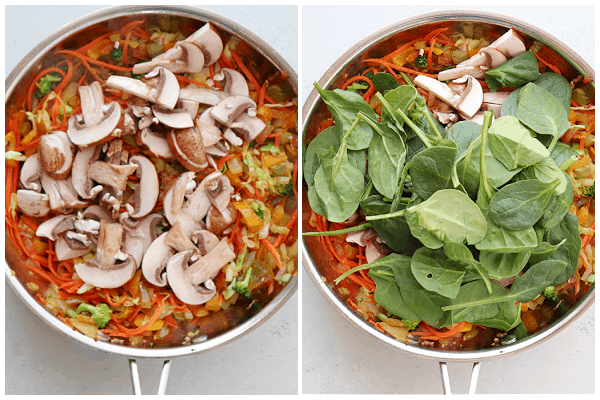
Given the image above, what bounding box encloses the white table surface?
[302,5,595,394]
[4,5,298,395]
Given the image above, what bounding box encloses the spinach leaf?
[406,189,487,246]
[488,179,560,231]
[550,142,580,170]
[516,157,567,196]
[516,83,570,142]
[381,85,418,133]
[530,72,572,114]
[537,172,573,229]
[479,250,531,278]
[529,238,566,264]
[346,82,368,93]
[360,194,422,254]
[307,184,329,217]
[488,116,550,170]
[304,126,340,187]
[369,266,420,321]
[390,254,451,327]
[409,143,458,200]
[442,259,567,311]
[359,113,407,199]
[404,194,445,249]
[451,281,500,323]
[372,72,400,94]
[314,82,378,150]
[447,121,482,157]
[411,247,466,299]
[347,149,367,177]
[500,87,521,117]
[485,51,539,92]
[468,282,521,330]
[547,212,581,285]
[443,242,493,294]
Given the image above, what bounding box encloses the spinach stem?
[334,263,373,285]
[374,92,405,130]
[331,116,361,183]
[547,134,560,153]
[423,109,443,139]
[400,71,414,87]
[395,107,432,148]
[365,209,405,221]
[391,162,410,211]
[441,294,509,311]
[360,178,374,201]
[479,110,494,199]
[302,222,372,237]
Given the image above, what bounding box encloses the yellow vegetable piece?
[205,294,221,311]
[233,201,264,233]
[262,151,288,168]
[134,314,164,331]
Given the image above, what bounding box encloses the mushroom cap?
[141,232,175,287]
[176,99,200,120]
[210,95,257,127]
[196,107,222,147]
[206,174,232,212]
[75,256,136,288]
[206,204,237,236]
[178,87,228,105]
[71,145,103,199]
[166,251,217,305]
[67,102,123,147]
[230,113,267,143]
[19,152,43,192]
[223,128,243,147]
[39,131,75,180]
[134,41,205,75]
[204,142,230,157]
[137,128,176,160]
[414,75,461,105]
[86,161,138,192]
[127,154,159,219]
[480,47,508,69]
[164,220,198,253]
[163,171,197,224]
[483,91,511,105]
[190,229,220,256]
[437,65,486,81]
[451,76,484,119]
[214,68,249,97]
[36,214,75,240]
[167,127,209,172]
[16,190,50,217]
[54,234,93,261]
[145,67,180,110]
[82,204,116,222]
[152,106,194,129]
[185,22,223,66]
[40,173,89,212]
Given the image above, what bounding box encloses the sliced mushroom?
[16,189,50,217]
[214,68,249,96]
[74,220,136,288]
[164,220,198,253]
[365,239,392,264]
[206,174,232,212]
[19,152,43,192]
[486,28,526,58]
[346,228,378,247]
[167,127,208,172]
[86,161,138,192]
[121,213,164,268]
[178,87,228,105]
[106,76,156,102]
[137,127,176,160]
[223,128,243,147]
[82,204,115,222]
[124,154,159,219]
[190,230,220,256]
[38,131,75,180]
[176,99,200,119]
[229,113,267,143]
[36,214,75,240]
[210,95,257,126]
[414,75,461,106]
[479,47,508,69]
[483,91,511,105]
[71,145,103,199]
[196,107,223,147]
[67,101,123,147]
[206,203,237,236]
[185,22,223,66]
[144,67,180,110]
[152,105,194,128]
[437,65,487,81]
[133,41,205,74]
[79,81,106,127]
[40,173,89,212]
[166,238,235,305]
[451,75,484,119]
[481,103,502,118]
[204,141,230,157]
[432,110,459,125]
[141,232,175,287]
[55,232,93,261]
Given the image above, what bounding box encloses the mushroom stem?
[187,238,235,285]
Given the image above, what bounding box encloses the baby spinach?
[409,143,458,199]
[451,281,500,324]
[516,83,570,149]
[411,247,466,299]
[501,87,521,117]
[372,72,400,94]
[550,142,580,170]
[488,179,560,231]
[537,172,573,229]
[403,195,445,249]
[529,238,566,264]
[447,121,482,157]
[516,157,566,196]
[442,259,567,311]
[369,266,421,321]
[488,116,550,170]
[547,212,581,285]
[304,126,340,187]
[358,112,407,199]
[530,72,572,114]
[467,282,521,331]
[380,85,418,133]
[443,242,493,295]
[484,51,539,92]
[405,189,487,246]
[314,82,378,150]
[479,250,531,278]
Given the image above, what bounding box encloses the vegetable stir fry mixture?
[304,24,594,349]
[6,16,298,347]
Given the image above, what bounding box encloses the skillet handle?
[439,361,481,394]
[129,359,173,395]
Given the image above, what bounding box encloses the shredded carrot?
[534,52,562,75]
[57,49,133,72]
[427,37,436,73]
[363,58,439,78]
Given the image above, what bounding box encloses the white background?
[302,4,595,395]
[4,5,298,395]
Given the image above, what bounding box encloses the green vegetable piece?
[484,51,539,92]
[371,72,400,94]
[488,116,550,170]
[278,181,294,196]
[543,286,558,301]
[529,238,566,265]
[35,73,62,98]
[110,47,123,60]
[403,195,444,249]
[232,267,253,298]
[415,55,428,67]
[5,150,27,161]
[516,83,570,145]
[537,171,573,229]
[488,179,560,231]
[406,189,487,247]
[76,303,112,328]
[411,247,465,299]
[517,157,566,196]
[409,143,458,200]
[479,250,531,278]
[401,319,421,331]
[502,72,572,117]
[345,82,368,93]
[581,182,594,197]
[314,82,378,150]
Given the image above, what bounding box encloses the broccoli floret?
[402,319,421,331]
[232,267,253,298]
[581,182,594,197]
[35,73,62,98]
[76,303,112,328]
[110,48,123,60]
[279,181,294,196]
[415,55,428,68]
[543,286,557,302]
